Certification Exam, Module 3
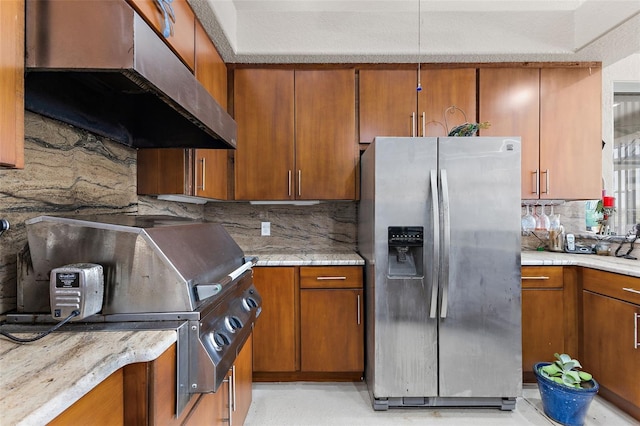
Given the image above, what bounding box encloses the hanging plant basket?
[534,362,599,426]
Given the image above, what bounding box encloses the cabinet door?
[127,0,195,70]
[193,21,229,200]
[300,289,364,372]
[479,68,540,198]
[583,291,640,415]
[252,267,298,372]
[521,267,565,380]
[0,0,24,168]
[359,69,417,143]
[233,334,253,426]
[234,69,295,200]
[420,68,476,137]
[50,369,124,425]
[540,68,602,200]
[137,148,186,195]
[295,69,357,200]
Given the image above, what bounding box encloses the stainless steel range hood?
[24,0,236,149]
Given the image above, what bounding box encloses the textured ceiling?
[188,0,640,65]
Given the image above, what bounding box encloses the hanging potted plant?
[533,353,599,426]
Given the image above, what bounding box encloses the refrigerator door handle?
[429,169,440,319]
[440,169,451,318]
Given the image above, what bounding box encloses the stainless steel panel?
[24,0,236,149]
[360,138,439,399]
[438,137,522,398]
[21,215,245,314]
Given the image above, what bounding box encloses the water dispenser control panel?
[388,227,424,246]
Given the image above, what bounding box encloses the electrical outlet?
[261,222,271,236]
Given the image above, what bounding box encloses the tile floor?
[245,382,639,425]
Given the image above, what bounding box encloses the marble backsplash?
[0,113,357,314]
[0,112,637,315]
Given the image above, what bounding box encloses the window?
[613,92,640,235]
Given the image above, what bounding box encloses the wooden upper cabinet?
[295,69,357,200]
[195,21,227,109]
[420,68,476,137]
[359,69,418,142]
[479,68,540,198]
[234,68,357,201]
[234,69,295,200]
[0,0,24,168]
[127,0,196,71]
[194,20,228,200]
[359,68,476,142]
[540,67,602,200]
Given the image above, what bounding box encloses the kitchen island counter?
[0,328,176,425]
[521,251,640,278]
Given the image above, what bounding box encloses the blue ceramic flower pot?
[533,362,599,426]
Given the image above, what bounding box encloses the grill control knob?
[209,331,230,351]
[224,315,243,333]
[242,297,258,311]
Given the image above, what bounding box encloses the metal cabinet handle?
[532,169,540,196]
[357,294,361,325]
[200,158,206,191]
[635,313,639,349]
[542,169,550,194]
[298,170,302,197]
[231,365,237,412]
[223,375,232,424]
[288,170,292,197]
[411,112,416,137]
[316,276,347,280]
[421,112,426,137]
[522,276,550,280]
[623,287,640,295]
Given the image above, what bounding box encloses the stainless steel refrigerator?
[358,137,522,411]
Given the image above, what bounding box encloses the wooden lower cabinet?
[582,270,640,421]
[52,337,253,425]
[252,267,298,373]
[300,288,364,372]
[253,265,364,381]
[521,266,578,382]
[49,369,124,425]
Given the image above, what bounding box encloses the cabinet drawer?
[521,266,563,289]
[582,268,640,305]
[300,266,362,289]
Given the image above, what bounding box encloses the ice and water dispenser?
[387,226,424,277]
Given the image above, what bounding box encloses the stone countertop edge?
[249,252,365,266]
[521,251,640,278]
[0,329,176,426]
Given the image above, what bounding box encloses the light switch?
[261,222,271,236]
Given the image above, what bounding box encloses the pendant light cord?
[417,0,422,91]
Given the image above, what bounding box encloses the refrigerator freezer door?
[362,137,439,398]
[437,137,522,398]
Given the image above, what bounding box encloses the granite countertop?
[249,251,365,266]
[521,251,640,278]
[0,329,176,425]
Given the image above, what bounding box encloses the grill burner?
[6,215,261,415]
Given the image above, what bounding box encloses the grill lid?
[24,215,245,314]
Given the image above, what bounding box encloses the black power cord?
[0,310,80,343]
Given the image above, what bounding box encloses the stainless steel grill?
[6,215,261,415]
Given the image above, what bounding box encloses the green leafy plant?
[539,353,593,389]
